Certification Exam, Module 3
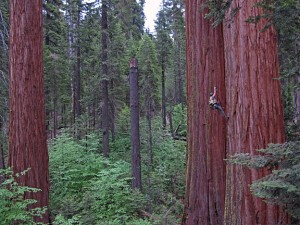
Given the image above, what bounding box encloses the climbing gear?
[209,86,228,118]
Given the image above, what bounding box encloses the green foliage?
[114,0,145,40]
[53,214,82,225]
[138,34,160,113]
[245,0,299,79]
[89,161,146,222]
[228,142,300,219]
[139,116,186,224]
[282,83,300,141]
[49,133,147,224]
[0,168,47,225]
[201,0,239,27]
[0,0,9,155]
[173,104,187,138]
[80,5,102,114]
[116,105,131,135]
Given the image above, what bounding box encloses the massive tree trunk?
[182,0,226,224]
[130,58,142,190]
[184,0,288,224]
[223,1,287,224]
[101,0,109,157]
[8,0,49,223]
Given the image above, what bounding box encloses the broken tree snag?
[223,0,287,224]
[183,0,226,224]
[130,58,142,190]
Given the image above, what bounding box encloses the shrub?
[0,168,46,225]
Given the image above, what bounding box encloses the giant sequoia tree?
[184,0,287,224]
[182,0,226,224]
[8,0,49,222]
[223,0,286,224]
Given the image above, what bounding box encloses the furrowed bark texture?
[130,58,142,190]
[9,0,49,223]
[223,0,287,224]
[183,0,226,224]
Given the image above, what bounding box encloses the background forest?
[0,0,299,224]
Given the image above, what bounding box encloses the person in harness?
[209,86,228,118]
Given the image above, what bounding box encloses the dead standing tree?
[130,58,142,190]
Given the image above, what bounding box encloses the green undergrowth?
[0,168,47,225]
[49,112,186,224]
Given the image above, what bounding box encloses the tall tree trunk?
[101,0,109,157]
[73,6,81,124]
[168,110,174,137]
[162,60,167,129]
[53,79,57,138]
[223,1,287,224]
[176,36,184,107]
[130,58,142,190]
[146,98,153,166]
[110,80,116,141]
[295,76,300,122]
[182,0,226,224]
[8,0,49,223]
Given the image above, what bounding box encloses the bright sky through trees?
[144,0,162,32]
[83,0,161,33]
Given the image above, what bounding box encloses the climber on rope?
[209,86,228,118]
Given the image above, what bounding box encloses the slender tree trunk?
[73,6,81,124]
[110,80,116,141]
[182,0,226,224]
[75,7,81,118]
[67,0,75,123]
[168,110,174,137]
[130,58,142,190]
[177,37,184,107]
[223,1,287,224]
[8,0,49,222]
[53,82,57,139]
[295,76,300,122]
[101,0,109,157]
[147,99,153,165]
[162,59,167,129]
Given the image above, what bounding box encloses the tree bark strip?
[8,0,49,222]
[223,0,287,224]
[183,0,226,224]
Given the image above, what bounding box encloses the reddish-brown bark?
[223,1,287,224]
[184,0,288,224]
[8,0,49,223]
[183,0,226,224]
